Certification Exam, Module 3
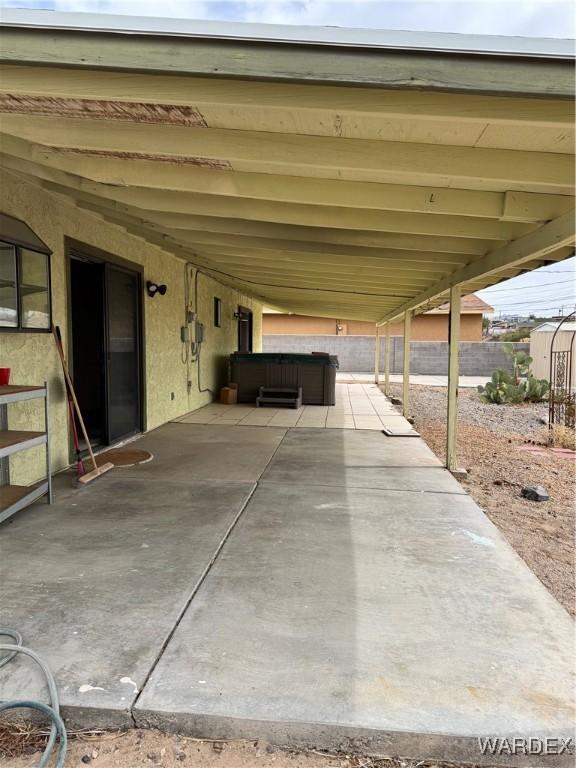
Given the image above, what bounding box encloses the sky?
[1,0,574,315]
[477,258,576,319]
[1,0,575,38]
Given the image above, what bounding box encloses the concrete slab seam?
[131,427,291,719]
[130,480,259,718]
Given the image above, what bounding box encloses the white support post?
[374,325,380,385]
[402,311,411,418]
[446,285,461,471]
[384,323,391,396]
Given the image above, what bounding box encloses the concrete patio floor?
[1,404,574,765]
[173,381,417,433]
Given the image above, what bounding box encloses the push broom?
[53,326,84,480]
[52,325,114,485]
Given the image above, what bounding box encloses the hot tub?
[230,352,338,405]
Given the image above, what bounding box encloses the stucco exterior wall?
[263,313,483,341]
[1,171,261,484]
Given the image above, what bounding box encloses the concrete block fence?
[262,335,529,376]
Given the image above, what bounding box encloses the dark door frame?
[104,260,143,444]
[237,305,253,352]
[65,239,146,457]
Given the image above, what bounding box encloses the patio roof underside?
[0,35,574,322]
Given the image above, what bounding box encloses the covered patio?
[0,10,575,766]
[1,11,574,474]
[0,10,574,469]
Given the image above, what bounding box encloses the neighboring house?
[530,321,576,382]
[263,294,493,342]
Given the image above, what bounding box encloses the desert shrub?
[541,424,576,450]
[524,376,550,402]
[477,344,549,405]
[477,369,512,403]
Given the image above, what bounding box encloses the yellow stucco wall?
[263,313,483,341]
[0,171,262,484]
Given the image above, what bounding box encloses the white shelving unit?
[0,382,52,524]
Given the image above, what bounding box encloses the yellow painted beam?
[87,186,536,240]
[4,134,574,215]
[402,312,412,418]
[1,142,574,239]
[446,285,461,471]
[10,155,570,326]
[10,166,415,319]
[144,215,495,255]
[1,154,490,255]
[384,324,391,396]
[1,87,573,153]
[1,115,573,192]
[67,189,492,258]
[26,173,494,255]
[191,249,450,277]
[5,139,572,220]
[2,66,573,127]
[188,253,452,281]
[191,269,424,294]
[374,325,380,385]
[173,237,473,267]
[30,179,420,314]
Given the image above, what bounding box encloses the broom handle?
[52,325,99,473]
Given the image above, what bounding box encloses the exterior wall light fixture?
[146,281,167,298]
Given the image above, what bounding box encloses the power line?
[491,305,575,313]
[481,279,575,293]
[493,306,576,315]
[490,293,576,307]
[492,293,575,304]
[523,270,576,275]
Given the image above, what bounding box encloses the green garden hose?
[0,629,67,768]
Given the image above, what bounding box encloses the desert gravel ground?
[389,384,575,616]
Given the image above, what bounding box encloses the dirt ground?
[0,728,349,768]
[389,384,575,617]
[0,726,487,768]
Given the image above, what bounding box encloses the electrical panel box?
[180,326,190,343]
[195,321,205,344]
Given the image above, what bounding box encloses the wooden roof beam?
[78,186,537,240]
[0,153,533,240]
[59,188,493,256]
[2,66,573,126]
[2,139,572,222]
[166,231,477,265]
[187,248,459,275]
[0,115,572,192]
